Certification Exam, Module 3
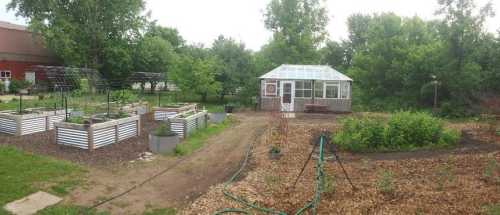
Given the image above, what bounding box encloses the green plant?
[270,145,281,154]
[376,170,395,195]
[483,204,500,215]
[483,159,500,185]
[322,174,336,194]
[153,123,176,137]
[436,164,455,191]
[333,117,385,152]
[334,112,460,152]
[66,117,86,124]
[496,129,500,136]
[9,79,32,93]
[111,89,138,104]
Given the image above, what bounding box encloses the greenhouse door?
[280,81,294,112]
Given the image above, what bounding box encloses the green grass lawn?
[0,146,84,215]
[174,116,236,156]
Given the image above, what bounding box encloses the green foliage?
[334,112,460,152]
[0,146,84,207]
[483,159,500,185]
[9,79,32,93]
[66,116,85,124]
[111,90,138,104]
[436,164,455,191]
[375,170,395,195]
[8,0,147,81]
[37,205,109,215]
[153,123,176,137]
[143,207,176,215]
[484,203,500,215]
[263,0,328,64]
[174,116,235,155]
[333,117,385,152]
[134,35,178,76]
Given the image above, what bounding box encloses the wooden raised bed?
[153,103,197,121]
[0,109,68,136]
[54,115,141,150]
[169,110,208,138]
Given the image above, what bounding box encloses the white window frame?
[0,70,11,79]
[340,81,351,99]
[324,81,340,99]
[263,80,278,97]
[294,80,312,98]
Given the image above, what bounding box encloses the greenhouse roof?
[259,64,352,81]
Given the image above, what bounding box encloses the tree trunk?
[201,92,208,102]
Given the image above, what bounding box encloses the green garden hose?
[214,131,328,215]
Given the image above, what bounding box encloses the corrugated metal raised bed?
[54,115,141,150]
[153,103,197,121]
[169,110,208,138]
[0,109,68,136]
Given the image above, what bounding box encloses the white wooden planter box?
[0,109,68,136]
[54,115,141,150]
[153,103,197,121]
[168,111,208,138]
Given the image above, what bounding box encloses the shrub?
[334,112,459,152]
[385,112,444,150]
[153,123,177,137]
[9,79,32,93]
[376,170,395,195]
[111,89,137,104]
[334,117,385,152]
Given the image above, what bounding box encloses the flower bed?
[153,103,197,121]
[0,109,68,136]
[169,110,208,138]
[54,115,140,150]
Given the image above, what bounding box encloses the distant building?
[259,64,353,112]
[0,21,58,84]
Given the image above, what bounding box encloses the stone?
[4,191,62,215]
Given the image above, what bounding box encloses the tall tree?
[170,45,220,102]
[263,0,328,64]
[145,23,186,53]
[211,35,254,101]
[8,0,147,82]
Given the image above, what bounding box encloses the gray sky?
[1,0,499,50]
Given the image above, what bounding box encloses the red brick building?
[0,21,58,83]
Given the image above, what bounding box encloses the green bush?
[334,117,385,152]
[9,79,32,93]
[153,123,176,137]
[334,112,460,152]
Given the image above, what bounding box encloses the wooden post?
[15,116,22,136]
[137,117,141,137]
[87,126,94,151]
[183,121,187,138]
[45,116,50,131]
[114,124,119,143]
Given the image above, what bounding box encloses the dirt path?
[65,113,269,214]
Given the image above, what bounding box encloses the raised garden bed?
[169,110,208,138]
[153,103,197,121]
[54,114,141,150]
[121,102,149,115]
[0,109,68,136]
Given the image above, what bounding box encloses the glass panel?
[304,81,312,89]
[304,90,312,97]
[284,83,291,93]
[295,81,303,89]
[295,90,303,97]
[341,82,349,99]
[326,85,339,98]
[315,82,323,98]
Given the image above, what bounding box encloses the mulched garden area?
[0,113,159,166]
[183,116,500,214]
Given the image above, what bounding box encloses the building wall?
[260,97,351,112]
[0,22,58,81]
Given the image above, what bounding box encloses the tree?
[319,40,350,70]
[211,35,254,101]
[263,0,328,64]
[133,35,178,92]
[145,23,186,52]
[8,0,147,83]
[170,45,220,102]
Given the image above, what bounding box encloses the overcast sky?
[1,0,499,50]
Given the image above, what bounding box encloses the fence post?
[87,126,94,151]
[114,124,119,143]
[137,117,141,137]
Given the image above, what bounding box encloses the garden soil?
[183,114,500,214]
